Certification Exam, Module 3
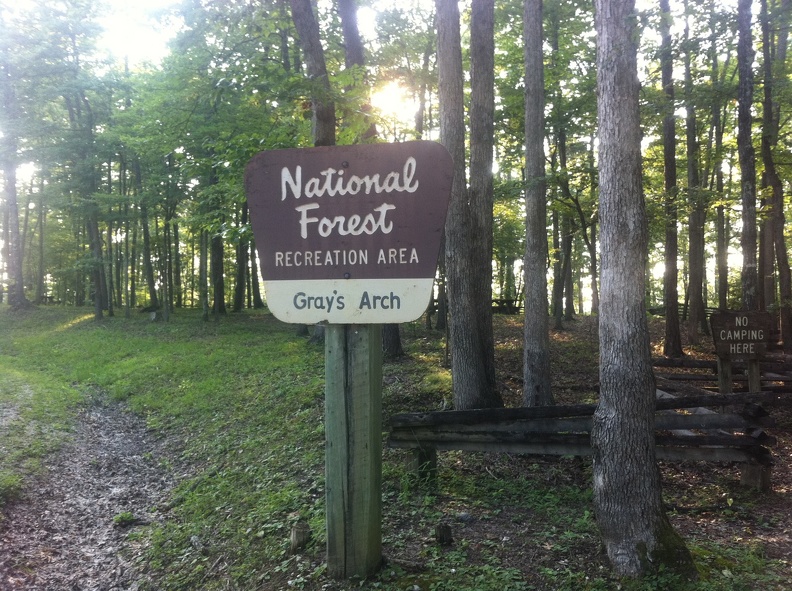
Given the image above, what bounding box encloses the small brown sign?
[710,311,773,361]
[245,141,453,324]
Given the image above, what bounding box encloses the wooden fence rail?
[388,391,790,492]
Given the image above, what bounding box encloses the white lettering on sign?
[275,249,369,267]
[718,329,765,340]
[280,157,419,200]
[730,343,756,354]
[377,248,419,265]
[295,202,396,239]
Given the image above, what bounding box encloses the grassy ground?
[0,305,789,590]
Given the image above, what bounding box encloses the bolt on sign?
[709,311,773,361]
[245,141,453,324]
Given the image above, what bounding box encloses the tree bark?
[140,201,160,310]
[562,213,575,320]
[522,0,552,406]
[660,0,683,357]
[0,53,28,309]
[250,239,266,309]
[761,0,792,351]
[592,0,696,578]
[290,0,335,147]
[738,0,759,311]
[685,4,707,343]
[382,324,405,359]
[290,0,336,342]
[200,230,209,322]
[551,208,564,329]
[211,232,226,317]
[233,202,249,312]
[436,0,501,410]
[709,3,729,310]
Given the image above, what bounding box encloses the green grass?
[0,306,788,590]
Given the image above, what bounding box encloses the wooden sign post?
[245,141,452,579]
[325,324,382,577]
[709,311,772,394]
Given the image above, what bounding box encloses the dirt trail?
[0,397,175,590]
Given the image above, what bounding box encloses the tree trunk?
[130,209,138,310]
[233,202,249,312]
[338,0,377,141]
[105,217,114,317]
[140,201,159,310]
[1,200,7,304]
[290,0,335,147]
[290,0,336,343]
[211,232,226,317]
[738,0,759,311]
[562,213,575,320]
[685,5,706,343]
[35,191,45,303]
[86,214,103,320]
[0,54,28,309]
[660,0,683,357]
[551,208,564,329]
[761,0,792,351]
[592,0,696,578]
[523,0,552,406]
[382,324,404,359]
[436,0,500,410]
[173,221,182,308]
[709,5,729,310]
[162,221,171,322]
[200,230,209,322]
[250,239,265,309]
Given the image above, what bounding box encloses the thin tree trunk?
[105,218,114,317]
[162,221,171,322]
[710,4,729,310]
[551,209,564,329]
[200,230,209,322]
[140,201,159,309]
[761,0,792,350]
[660,0,683,357]
[562,213,575,320]
[211,232,226,317]
[250,239,265,309]
[1,201,7,304]
[685,3,706,342]
[738,0,759,311]
[233,203,249,312]
[86,215,103,320]
[0,54,28,309]
[523,0,552,406]
[35,191,45,303]
[173,221,182,308]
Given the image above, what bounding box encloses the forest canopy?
[0,0,787,337]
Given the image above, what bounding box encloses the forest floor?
[0,312,790,590]
[0,391,176,590]
[488,317,792,589]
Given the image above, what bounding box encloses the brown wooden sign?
[245,141,452,324]
[710,311,773,361]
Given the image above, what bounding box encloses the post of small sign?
[245,142,452,579]
[709,311,772,395]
